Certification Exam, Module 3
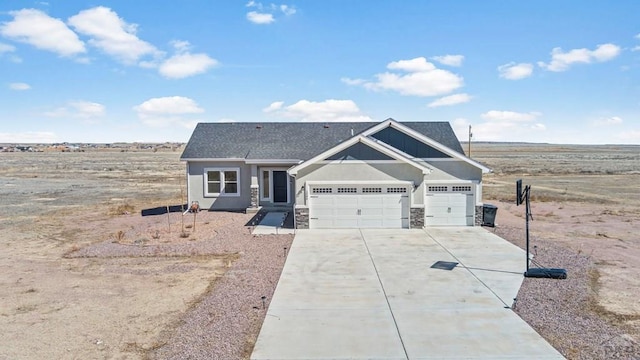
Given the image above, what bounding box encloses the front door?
[272,171,288,203]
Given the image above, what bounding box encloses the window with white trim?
[204,168,240,197]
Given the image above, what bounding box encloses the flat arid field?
[1,144,639,359]
[471,142,640,359]
[0,150,292,359]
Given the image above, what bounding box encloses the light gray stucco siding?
[187,161,251,210]
[423,160,483,181]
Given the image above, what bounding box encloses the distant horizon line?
[2,141,639,147]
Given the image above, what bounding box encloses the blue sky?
[1,1,639,144]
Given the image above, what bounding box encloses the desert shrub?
[114,230,126,242]
[108,203,135,215]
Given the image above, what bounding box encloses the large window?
[204,168,240,197]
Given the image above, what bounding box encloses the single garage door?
[425,184,475,226]
[309,184,410,229]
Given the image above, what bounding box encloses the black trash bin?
[482,203,498,227]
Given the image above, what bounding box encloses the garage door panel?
[336,208,358,217]
[425,187,475,227]
[309,186,410,229]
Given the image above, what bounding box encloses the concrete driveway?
[251,228,565,360]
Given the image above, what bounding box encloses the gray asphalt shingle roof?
[180,119,464,160]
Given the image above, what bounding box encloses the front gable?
[325,142,395,161]
[288,135,432,176]
[362,119,491,174]
[371,126,450,158]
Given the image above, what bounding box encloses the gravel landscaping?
[67,210,294,359]
[494,224,640,360]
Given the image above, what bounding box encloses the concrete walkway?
[251,228,565,360]
[252,212,295,235]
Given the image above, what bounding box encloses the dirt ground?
[1,144,639,359]
[0,151,237,359]
[471,142,640,346]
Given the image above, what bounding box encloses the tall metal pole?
[525,186,530,272]
[468,125,472,157]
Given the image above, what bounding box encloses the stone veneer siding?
[295,207,309,229]
[475,205,483,226]
[249,186,259,208]
[410,207,425,229]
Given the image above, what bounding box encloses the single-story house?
[180,118,491,229]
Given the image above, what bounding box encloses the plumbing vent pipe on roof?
[351,128,354,136]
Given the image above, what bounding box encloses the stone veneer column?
[410,207,425,229]
[250,185,259,208]
[295,206,309,229]
[475,204,484,226]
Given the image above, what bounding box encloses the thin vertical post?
[468,125,472,157]
[525,186,530,272]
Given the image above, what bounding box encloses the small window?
[312,187,333,194]
[205,168,240,197]
[387,187,407,193]
[452,185,472,192]
[428,186,448,192]
[337,187,357,193]
[362,187,382,193]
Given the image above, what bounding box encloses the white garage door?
[309,185,410,229]
[425,184,475,226]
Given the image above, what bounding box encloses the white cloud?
[0,42,16,53]
[9,82,30,90]
[431,55,464,67]
[263,101,284,113]
[340,77,366,86]
[245,2,295,24]
[593,116,623,126]
[133,96,204,127]
[427,93,472,108]
[454,112,546,142]
[498,62,534,80]
[0,8,85,57]
[280,5,296,16]
[481,110,541,122]
[460,110,546,141]
[69,101,105,118]
[68,6,160,64]
[538,43,621,72]
[44,100,105,119]
[247,11,275,24]
[159,53,218,79]
[350,57,463,97]
[387,57,435,72]
[0,131,57,143]
[171,40,191,53]
[265,99,372,122]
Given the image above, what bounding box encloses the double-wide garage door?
[425,184,475,226]
[309,184,410,229]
